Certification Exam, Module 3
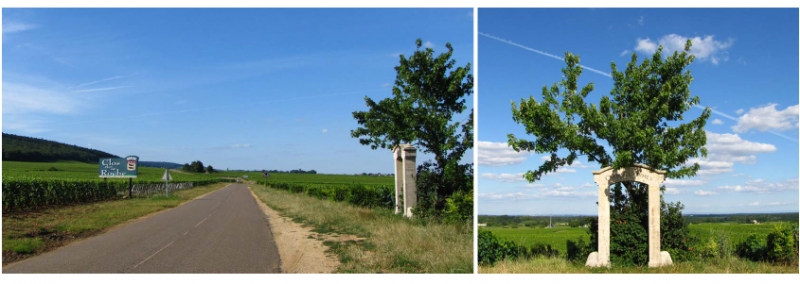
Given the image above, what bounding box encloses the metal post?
[129,178,133,199]
[166,178,169,197]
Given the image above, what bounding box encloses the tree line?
[2,133,119,163]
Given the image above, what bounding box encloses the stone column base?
[584,252,610,268]
[648,251,673,267]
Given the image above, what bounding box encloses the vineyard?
[254,173,396,210]
[2,161,233,212]
[479,220,799,271]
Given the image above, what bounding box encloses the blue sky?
[2,8,474,174]
[477,8,798,215]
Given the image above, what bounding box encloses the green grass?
[483,226,590,254]
[479,255,799,273]
[2,183,229,264]
[250,183,472,273]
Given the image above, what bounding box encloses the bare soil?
[248,186,347,273]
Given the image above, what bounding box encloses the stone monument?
[393,144,417,218]
[585,164,673,268]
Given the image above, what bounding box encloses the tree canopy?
[351,38,473,170]
[508,41,710,182]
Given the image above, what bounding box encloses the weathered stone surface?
[592,164,671,268]
[585,252,598,267]
[660,251,673,267]
[393,144,417,218]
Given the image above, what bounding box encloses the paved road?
[3,183,281,273]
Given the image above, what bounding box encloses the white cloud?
[665,187,682,195]
[692,132,776,175]
[694,190,717,196]
[481,173,527,183]
[635,38,658,54]
[479,189,596,201]
[322,129,328,133]
[663,179,708,187]
[732,104,799,133]
[634,34,734,65]
[718,177,798,193]
[735,109,745,115]
[637,16,644,26]
[711,119,723,125]
[2,21,37,34]
[423,41,435,48]
[555,167,576,174]
[2,82,81,115]
[477,141,530,166]
[620,50,630,57]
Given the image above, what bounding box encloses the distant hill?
[2,133,120,163]
[138,161,183,169]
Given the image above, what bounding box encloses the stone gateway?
[586,164,673,268]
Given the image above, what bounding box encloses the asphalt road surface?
[3,183,282,273]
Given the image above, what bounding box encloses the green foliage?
[507,42,710,181]
[2,133,119,163]
[413,160,473,222]
[478,230,505,266]
[442,188,474,224]
[566,236,592,263]
[478,229,560,267]
[737,233,768,262]
[509,41,709,267]
[661,200,698,262]
[351,38,473,165]
[697,230,733,259]
[182,161,206,173]
[263,180,393,210]
[351,38,473,222]
[1,178,228,212]
[765,223,798,265]
[735,223,798,265]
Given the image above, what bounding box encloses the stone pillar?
[647,180,660,267]
[593,176,611,268]
[401,145,417,218]
[393,146,403,214]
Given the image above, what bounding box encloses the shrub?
[566,236,591,263]
[737,233,767,262]
[442,189,473,224]
[478,230,504,266]
[765,223,798,265]
[347,184,376,208]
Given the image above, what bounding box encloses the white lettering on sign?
[100,169,127,177]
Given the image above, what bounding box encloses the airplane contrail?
[479,32,613,78]
[481,31,797,143]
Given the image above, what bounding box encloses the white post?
[393,146,403,214]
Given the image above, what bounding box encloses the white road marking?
[195,217,209,227]
[131,241,175,270]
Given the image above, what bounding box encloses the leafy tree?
[352,38,473,169]
[206,165,214,173]
[508,41,710,265]
[351,38,473,220]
